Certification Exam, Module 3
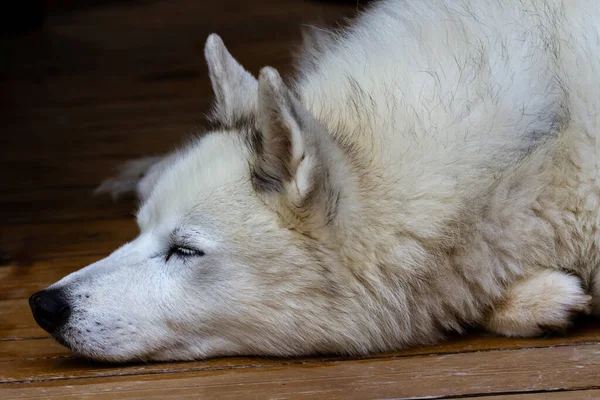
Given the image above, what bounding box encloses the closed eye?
[166,246,205,262]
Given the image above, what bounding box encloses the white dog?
[30,0,600,362]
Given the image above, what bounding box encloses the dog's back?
[298,0,593,170]
[295,0,600,334]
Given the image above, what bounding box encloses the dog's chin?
[51,325,245,362]
[67,346,149,363]
[50,333,145,363]
[51,332,213,363]
[143,346,213,362]
[141,337,247,362]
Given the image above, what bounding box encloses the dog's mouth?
[49,327,116,361]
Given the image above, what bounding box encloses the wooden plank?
[3,0,335,86]
[0,159,144,191]
[2,344,600,399]
[3,43,295,117]
[0,219,137,261]
[0,352,292,384]
[0,299,48,340]
[0,339,68,362]
[464,390,600,399]
[0,255,103,300]
[0,188,136,224]
[1,122,193,161]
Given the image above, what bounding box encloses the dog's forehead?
[137,131,253,228]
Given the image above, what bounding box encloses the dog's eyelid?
[175,245,204,255]
[181,247,204,257]
[167,227,218,257]
[165,244,206,262]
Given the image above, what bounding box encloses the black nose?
[29,289,71,333]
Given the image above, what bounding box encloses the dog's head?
[29,35,362,362]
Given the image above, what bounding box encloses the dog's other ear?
[253,67,339,232]
[204,34,258,124]
[296,24,333,72]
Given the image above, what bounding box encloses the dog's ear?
[204,34,257,124]
[296,24,333,72]
[252,67,338,231]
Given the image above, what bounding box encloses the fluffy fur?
[34,0,600,361]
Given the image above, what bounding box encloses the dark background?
[0,0,355,261]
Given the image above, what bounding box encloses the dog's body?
[31,0,600,361]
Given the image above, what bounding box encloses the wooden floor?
[2,0,600,398]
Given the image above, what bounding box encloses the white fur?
[485,270,591,337]
[45,0,600,362]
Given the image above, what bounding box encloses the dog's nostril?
[29,289,71,334]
